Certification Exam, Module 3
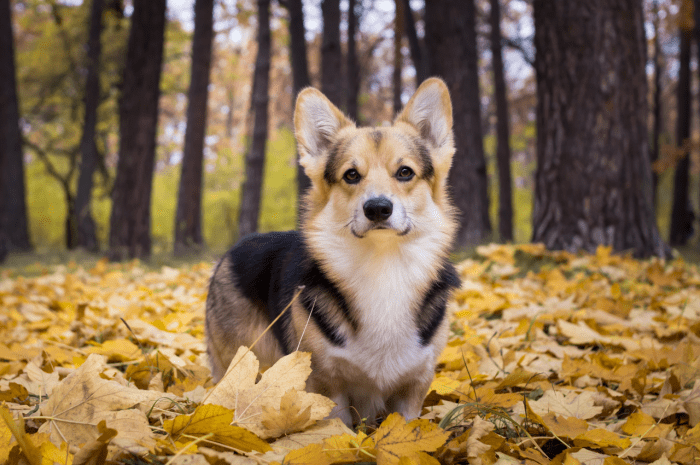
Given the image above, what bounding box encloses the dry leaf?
[373,412,449,465]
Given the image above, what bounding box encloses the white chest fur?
[318,232,442,392]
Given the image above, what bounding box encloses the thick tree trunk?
[75,0,103,252]
[393,0,403,115]
[0,0,31,252]
[174,0,215,256]
[490,0,513,242]
[425,0,491,247]
[108,0,166,260]
[346,0,359,121]
[287,0,312,204]
[650,0,662,203]
[237,0,271,239]
[400,0,427,86]
[532,0,667,257]
[669,26,693,246]
[321,0,343,107]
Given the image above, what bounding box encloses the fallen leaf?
[373,412,449,465]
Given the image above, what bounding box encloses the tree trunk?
[400,0,427,86]
[74,0,103,252]
[286,0,312,208]
[0,0,31,252]
[669,24,693,246]
[321,0,342,107]
[393,0,403,116]
[531,0,667,257]
[237,0,271,239]
[174,0,215,256]
[425,0,491,247]
[490,0,513,242]
[650,0,662,204]
[346,0,359,121]
[108,0,166,261]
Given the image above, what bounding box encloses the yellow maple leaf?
[322,431,375,463]
[85,339,142,362]
[373,412,449,465]
[163,404,271,453]
[261,389,313,438]
[539,412,588,439]
[204,347,335,439]
[621,411,673,439]
[574,428,631,450]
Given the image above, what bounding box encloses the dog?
[205,78,460,426]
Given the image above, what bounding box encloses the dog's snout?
[363,197,393,222]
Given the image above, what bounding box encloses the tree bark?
[425,0,491,247]
[393,0,403,116]
[286,0,312,206]
[174,0,215,255]
[0,0,31,252]
[531,0,667,257]
[400,0,427,86]
[490,0,513,242]
[650,0,662,203]
[74,0,103,252]
[108,0,166,260]
[669,25,693,246]
[237,0,271,239]
[346,0,359,121]
[321,0,343,107]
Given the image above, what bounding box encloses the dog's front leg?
[386,375,432,421]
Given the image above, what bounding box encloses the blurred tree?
[109,0,166,260]
[425,0,491,247]
[74,0,103,252]
[238,0,271,239]
[347,0,359,120]
[650,0,662,202]
[174,0,215,256]
[532,0,667,257]
[490,0,512,242]
[281,0,312,206]
[669,0,693,246]
[392,0,403,116]
[321,0,342,107]
[400,0,427,86]
[0,0,32,253]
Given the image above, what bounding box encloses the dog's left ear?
[294,88,354,178]
[395,78,455,176]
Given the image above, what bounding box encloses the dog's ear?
[395,78,453,150]
[294,88,354,176]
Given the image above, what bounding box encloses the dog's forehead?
[323,127,433,183]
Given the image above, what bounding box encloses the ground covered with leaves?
[1,244,699,464]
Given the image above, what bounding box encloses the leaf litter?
[0,244,699,464]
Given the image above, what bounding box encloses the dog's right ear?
[294,88,354,178]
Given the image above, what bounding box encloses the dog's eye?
[396,166,415,181]
[343,169,361,184]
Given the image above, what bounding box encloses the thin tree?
[531,0,667,257]
[669,3,694,247]
[282,0,312,205]
[392,0,403,115]
[0,0,31,252]
[400,0,427,86]
[174,0,215,255]
[490,0,513,242]
[650,0,662,200]
[425,0,491,247]
[346,0,360,121]
[109,0,166,260]
[237,0,271,239]
[74,0,104,252]
[321,0,343,107]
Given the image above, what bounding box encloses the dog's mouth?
[351,223,411,238]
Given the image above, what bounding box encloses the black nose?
[363,197,393,222]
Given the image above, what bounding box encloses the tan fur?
[206,78,458,424]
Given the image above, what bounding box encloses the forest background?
[0,0,697,264]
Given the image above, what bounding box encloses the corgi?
[205,78,460,426]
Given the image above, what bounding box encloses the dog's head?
[294,78,457,249]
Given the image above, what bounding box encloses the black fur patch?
[414,138,434,180]
[417,262,461,345]
[370,130,383,147]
